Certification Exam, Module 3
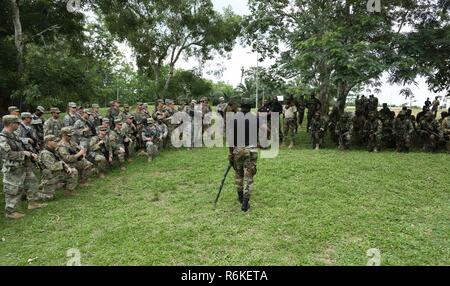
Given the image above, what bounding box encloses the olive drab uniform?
[363,115,383,152]
[44,117,63,138]
[335,115,353,150]
[57,140,93,183]
[418,114,441,152]
[38,147,78,200]
[441,116,450,153]
[88,134,112,173]
[393,112,414,152]
[310,114,326,149]
[0,131,40,214]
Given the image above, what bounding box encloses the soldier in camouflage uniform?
[109,119,126,170]
[39,135,79,199]
[73,109,94,148]
[282,99,297,148]
[118,104,131,122]
[441,113,450,154]
[16,112,40,152]
[418,111,442,152]
[335,113,353,150]
[379,111,396,149]
[155,112,168,151]
[121,115,137,160]
[133,103,148,153]
[368,94,379,113]
[57,127,93,185]
[44,108,63,138]
[96,118,111,134]
[228,100,258,212]
[64,102,79,127]
[107,101,120,129]
[363,111,383,152]
[90,104,102,127]
[352,110,366,146]
[88,126,112,178]
[309,112,326,150]
[1,115,47,219]
[393,110,414,153]
[31,106,45,146]
[142,118,160,162]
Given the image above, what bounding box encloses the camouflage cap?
[156,99,164,104]
[102,118,110,123]
[50,107,61,113]
[143,103,148,107]
[124,104,130,108]
[137,102,143,106]
[98,126,108,132]
[2,115,20,124]
[8,106,19,113]
[125,114,134,120]
[61,127,73,135]
[21,112,32,119]
[36,106,45,113]
[91,104,100,109]
[114,118,123,124]
[191,99,197,104]
[147,117,155,124]
[44,135,58,143]
[68,102,77,108]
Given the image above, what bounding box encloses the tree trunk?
[162,64,175,97]
[10,0,23,77]
[318,84,329,115]
[336,82,353,114]
[152,64,161,99]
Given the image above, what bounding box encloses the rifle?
[213,164,233,209]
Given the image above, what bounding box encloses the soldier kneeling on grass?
[88,126,112,178]
[39,135,79,199]
[142,118,160,162]
[309,112,326,150]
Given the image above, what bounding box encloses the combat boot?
[5,212,25,219]
[237,191,244,204]
[241,198,250,212]
[28,202,48,210]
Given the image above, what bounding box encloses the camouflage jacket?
[109,129,125,149]
[73,119,94,142]
[419,119,440,135]
[394,118,414,136]
[142,125,160,143]
[121,122,137,139]
[336,119,353,134]
[441,117,450,135]
[44,117,63,137]
[0,131,28,170]
[15,123,39,152]
[57,140,83,164]
[310,117,326,133]
[64,113,78,127]
[89,135,112,157]
[363,119,382,135]
[156,122,168,139]
[38,148,65,177]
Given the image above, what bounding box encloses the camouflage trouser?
[420,132,439,152]
[145,142,158,159]
[283,118,296,143]
[3,166,40,213]
[113,147,125,164]
[311,130,325,148]
[40,169,78,200]
[124,140,136,159]
[395,134,411,151]
[367,132,382,151]
[70,158,93,183]
[338,132,352,149]
[91,154,108,173]
[233,147,258,200]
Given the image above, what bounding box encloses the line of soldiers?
[0,99,190,219]
[305,98,450,153]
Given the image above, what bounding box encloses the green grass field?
[1,123,449,266]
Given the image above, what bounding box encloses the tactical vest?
[0,132,25,169]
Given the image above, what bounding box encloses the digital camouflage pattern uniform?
[142,118,160,161]
[0,119,41,214]
[109,122,126,166]
[283,103,297,146]
[57,128,93,183]
[73,116,94,148]
[88,130,112,174]
[44,109,63,138]
[39,136,78,199]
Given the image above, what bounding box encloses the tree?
[96,0,241,97]
[244,0,421,114]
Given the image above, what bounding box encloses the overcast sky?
[120,0,447,107]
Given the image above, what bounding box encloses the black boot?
[241,198,250,212]
[237,191,243,204]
